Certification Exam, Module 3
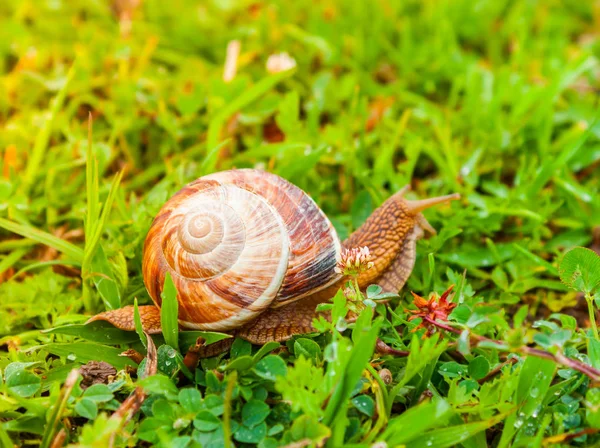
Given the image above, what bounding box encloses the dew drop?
[530,387,539,398]
[324,343,338,362]
[336,317,348,332]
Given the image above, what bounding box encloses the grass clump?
[1,0,600,447]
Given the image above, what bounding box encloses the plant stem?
[353,278,362,299]
[585,292,599,341]
[422,317,600,382]
[223,370,237,448]
[375,339,409,357]
[40,369,80,448]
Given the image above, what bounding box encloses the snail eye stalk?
[404,193,461,215]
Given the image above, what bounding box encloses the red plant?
[407,285,457,335]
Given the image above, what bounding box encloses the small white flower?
[266,52,297,74]
[336,246,374,276]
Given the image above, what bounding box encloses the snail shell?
[142,169,342,331]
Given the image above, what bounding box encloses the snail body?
[91,169,459,345]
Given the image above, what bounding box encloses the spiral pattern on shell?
[142,169,342,331]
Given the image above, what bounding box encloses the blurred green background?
[1,1,600,446]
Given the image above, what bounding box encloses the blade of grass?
[199,138,232,176]
[161,273,179,351]
[12,260,80,279]
[498,356,556,447]
[323,316,381,427]
[178,331,232,348]
[86,113,100,240]
[134,299,148,351]
[0,238,37,252]
[33,342,137,369]
[406,411,511,448]
[513,243,558,276]
[528,114,598,197]
[381,399,453,445]
[89,245,121,310]
[23,64,76,195]
[82,170,123,272]
[0,218,84,263]
[44,322,140,345]
[0,423,13,448]
[40,369,79,448]
[0,248,28,276]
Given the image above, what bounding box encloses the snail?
[90,169,459,349]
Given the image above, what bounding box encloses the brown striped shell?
[142,169,342,331]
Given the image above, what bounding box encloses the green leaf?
[468,356,490,381]
[242,400,270,427]
[82,384,113,403]
[6,370,41,398]
[293,338,322,362]
[75,398,98,420]
[559,247,600,295]
[225,356,255,372]
[231,338,252,359]
[235,422,267,444]
[193,410,221,432]
[388,334,448,415]
[288,415,330,445]
[252,341,281,362]
[138,417,169,443]
[586,388,600,428]
[4,362,40,379]
[152,399,176,420]
[275,356,326,419]
[254,355,288,381]
[179,388,202,413]
[157,345,182,376]
[139,374,179,400]
[589,338,600,370]
[351,395,375,417]
[202,394,225,416]
[161,273,179,351]
[366,284,382,298]
[259,437,278,448]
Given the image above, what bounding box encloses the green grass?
[1,0,600,446]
